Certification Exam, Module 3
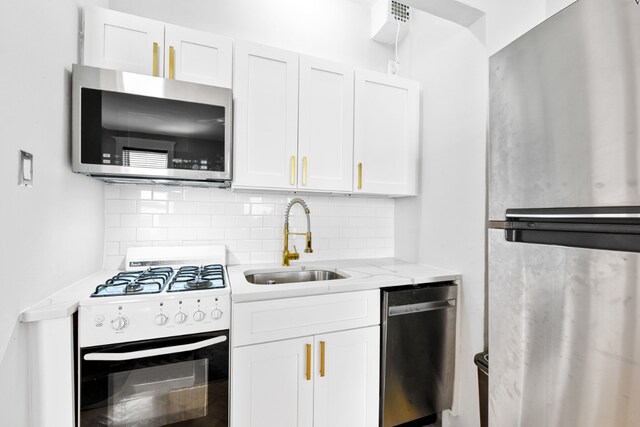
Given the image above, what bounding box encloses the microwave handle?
[84,335,227,362]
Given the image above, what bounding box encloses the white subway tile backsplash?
[211,189,237,202]
[183,187,211,202]
[106,199,137,214]
[236,193,263,203]
[105,242,120,256]
[167,228,198,241]
[198,202,226,215]
[238,240,263,252]
[211,215,239,227]
[250,251,276,264]
[251,204,275,216]
[106,227,136,242]
[105,184,120,199]
[104,255,124,269]
[237,215,263,228]
[121,214,153,228]
[250,227,275,240]
[103,185,395,267]
[153,188,183,201]
[225,227,251,240]
[120,185,152,200]
[138,201,168,214]
[119,241,146,255]
[168,201,198,215]
[153,215,184,228]
[262,239,280,251]
[183,215,211,228]
[137,228,167,241]
[228,252,251,265]
[224,203,250,215]
[196,228,225,240]
[263,216,282,228]
[106,214,121,228]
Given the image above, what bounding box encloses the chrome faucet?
[282,198,313,266]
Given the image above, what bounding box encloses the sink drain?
[266,280,277,285]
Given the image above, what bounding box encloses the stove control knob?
[175,312,188,324]
[111,316,128,331]
[211,308,223,320]
[155,313,168,326]
[194,310,206,322]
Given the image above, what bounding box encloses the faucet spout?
[282,198,313,266]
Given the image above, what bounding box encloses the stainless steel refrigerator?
[488,0,640,426]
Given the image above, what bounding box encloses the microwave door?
[71,64,232,184]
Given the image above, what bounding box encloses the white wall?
[0,0,107,424]
[103,185,394,268]
[465,0,579,54]
[393,10,489,427]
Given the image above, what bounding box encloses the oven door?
[79,330,228,427]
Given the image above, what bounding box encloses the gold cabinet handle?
[302,157,308,186]
[357,162,363,190]
[306,343,311,381]
[169,45,175,80]
[320,341,325,377]
[152,42,159,77]
[291,156,296,186]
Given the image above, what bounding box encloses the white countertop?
[228,258,461,302]
[21,258,460,321]
[20,270,120,323]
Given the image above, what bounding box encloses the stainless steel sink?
[244,269,347,285]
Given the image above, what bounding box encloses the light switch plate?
[19,150,33,187]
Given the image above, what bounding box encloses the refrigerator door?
[489,0,640,220]
[489,230,640,426]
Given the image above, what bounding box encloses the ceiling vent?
[371,0,411,44]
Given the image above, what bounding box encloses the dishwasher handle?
[388,299,456,316]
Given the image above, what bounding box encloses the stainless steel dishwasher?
[380,283,457,427]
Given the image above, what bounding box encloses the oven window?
[108,359,208,426]
[80,331,228,427]
[81,88,227,172]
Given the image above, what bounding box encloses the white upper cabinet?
[83,7,164,77]
[164,24,232,88]
[233,41,299,190]
[82,7,232,87]
[353,69,420,196]
[298,56,354,193]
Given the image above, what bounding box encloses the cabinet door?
[353,70,419,196]
[233,42,299,189]
[232,337,313,427]
[298,56,354,192]
[314,326,380,427]
[82,7,164,76]
[164,24,233,88]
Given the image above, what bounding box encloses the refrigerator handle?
[488,220,512,230]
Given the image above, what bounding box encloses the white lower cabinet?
[232,326,380,427]
[231,290,381,427]
[232,336,314,427]
[313,327,380,427]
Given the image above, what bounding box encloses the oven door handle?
[83,335,227,361]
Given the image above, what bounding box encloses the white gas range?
[77,245,230,427]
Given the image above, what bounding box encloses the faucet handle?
[293,245,298,254]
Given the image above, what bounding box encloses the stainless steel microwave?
[72,64,232,186]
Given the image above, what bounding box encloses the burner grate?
[91,267,174,297]
[168,264,226,292]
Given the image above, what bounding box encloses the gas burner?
[91,267,174,297]
[168,264,226,292]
